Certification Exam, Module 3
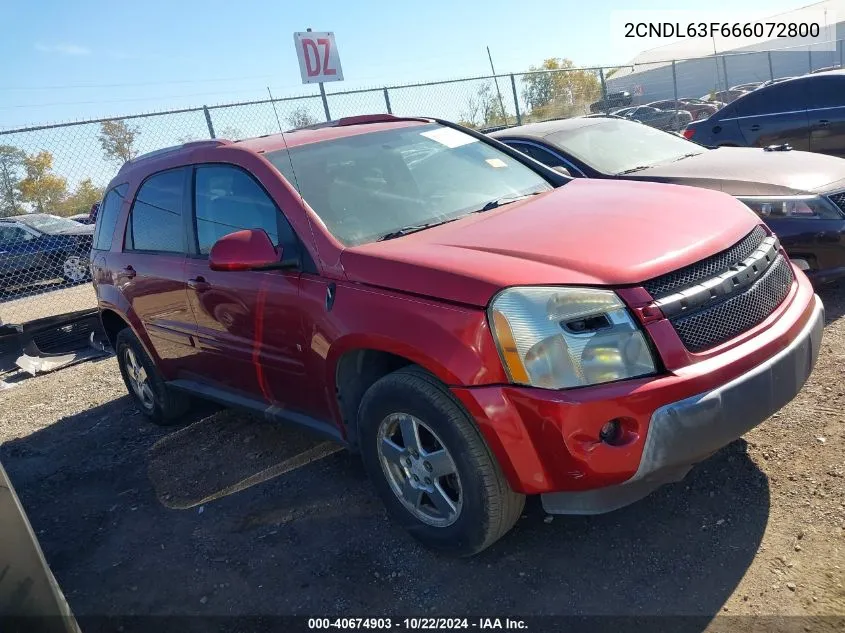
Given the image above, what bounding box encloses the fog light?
[599,420,622,444]
[792,258,811,271]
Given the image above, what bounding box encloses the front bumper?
[541,294,823,514]
[452,277,823,508]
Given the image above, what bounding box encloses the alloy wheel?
[376,413,463,527]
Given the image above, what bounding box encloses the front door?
[115,168,196,379]
[734,79,810,150]
[183,164,313,414]
[808,75,845,158]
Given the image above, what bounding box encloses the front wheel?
[358,367,524,556]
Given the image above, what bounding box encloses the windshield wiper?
[616,165,653,175]
[672,152,703,162]
[376,218,461,241]
[475,192,544,213]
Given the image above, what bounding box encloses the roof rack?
[118,139,230,173]
[287,113,432,132]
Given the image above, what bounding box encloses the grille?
[671,255,794,353]
[644,226,767,299]
[829,191,845,214]
[31,319,97,354]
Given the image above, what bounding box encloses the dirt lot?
[1,282,96,324]
[1,286,844,630]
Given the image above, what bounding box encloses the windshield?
[266,123,553,246]
[547,119,704,174]
[14,214,83,233]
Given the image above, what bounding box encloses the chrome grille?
[671,255,794,353]
[644,226,767,299]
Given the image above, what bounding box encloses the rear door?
[183,164,314,415]
[734,79,810,150]
[808,74,845,157]
[117,168,196,378]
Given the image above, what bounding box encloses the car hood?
[624,147,845,195]
[341,180,761,307]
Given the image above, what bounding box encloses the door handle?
[187,276,211,292]
[749,124,761,131]
[119,265,136,279]
[818,119,830,127]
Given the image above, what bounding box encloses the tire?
[358,366,524,556]
[115,328,190,426]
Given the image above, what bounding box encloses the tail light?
[683,128,696,139]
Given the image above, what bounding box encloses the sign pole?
[319,81,331,121]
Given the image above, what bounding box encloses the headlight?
[736,195,843,220]
[489,286,657,389]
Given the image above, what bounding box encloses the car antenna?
[266,86,304,198]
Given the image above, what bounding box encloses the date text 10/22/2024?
[307,618,529,630]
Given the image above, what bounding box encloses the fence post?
[721,55,729,91]
[383,88,392,114]
[319,83,331,121]
[767,51,774,81]
[671,60,679,130]
[510,74,521,125]
[203,106,216,139]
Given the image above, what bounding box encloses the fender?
[95,284,159,366]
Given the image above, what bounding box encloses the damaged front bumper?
[541,295,824,515]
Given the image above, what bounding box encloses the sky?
[0,0,810,130]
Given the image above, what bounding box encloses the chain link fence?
[0,40,842,327]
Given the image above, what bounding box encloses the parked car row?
[684,70,845,157]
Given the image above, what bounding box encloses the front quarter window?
[267,123,553,246]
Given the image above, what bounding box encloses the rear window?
[93,184,128,250]
[808,75,845,110]
[125,169,185,253]
[734,80,807,117]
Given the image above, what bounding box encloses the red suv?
[92,115,823,556]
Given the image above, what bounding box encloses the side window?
[507,142,563,168]
[0,226,29,245]
[125,170,185,253]
[93,184,129,251]
[193,165,295,256]
[808,76,845,110]
[734,80,807,117]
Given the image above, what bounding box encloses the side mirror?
[209,229,280,272]
[552,165,572,177]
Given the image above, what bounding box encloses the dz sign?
[294,31,344,84]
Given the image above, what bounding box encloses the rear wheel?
[115,328,190,426]
[358,366,524,556]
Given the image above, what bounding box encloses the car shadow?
[817,282,845,325]
[0,394,769,629]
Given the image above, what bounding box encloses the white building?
[606,0,844,102]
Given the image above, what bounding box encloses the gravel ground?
[0,286,843,630]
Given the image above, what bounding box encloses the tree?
[18,151,68,214]
[459,83,508,128]
[0,145,26,217]
[522,58,602,121]
[286,107,318,129]
[217,126,243,140]
[59,178,104,217]
[98,119,139,164]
